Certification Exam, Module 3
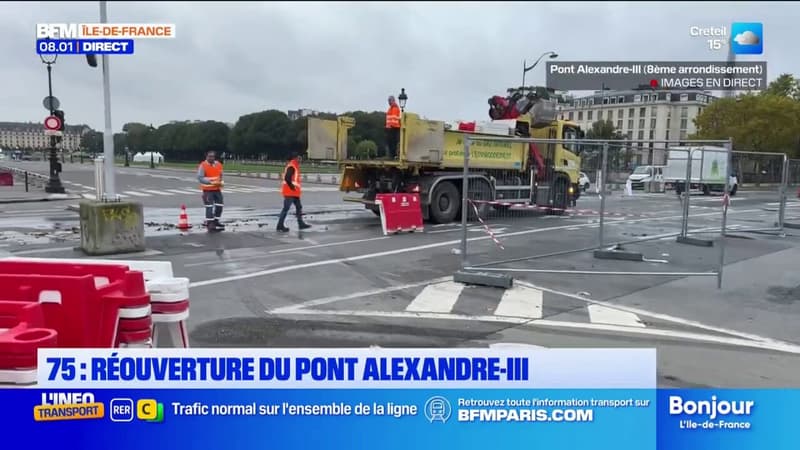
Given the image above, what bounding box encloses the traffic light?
[53,110,65,131]
[86,54,98,67]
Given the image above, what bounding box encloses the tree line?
[78,74,800,165]
[79,110,390,162]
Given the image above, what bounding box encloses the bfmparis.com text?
[458,408,594,422]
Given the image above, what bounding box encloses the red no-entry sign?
[44,115,62,131]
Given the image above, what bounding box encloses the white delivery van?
[627,165,665,190]
[663,146,738,196]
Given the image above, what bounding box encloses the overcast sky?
[2,1,797,131]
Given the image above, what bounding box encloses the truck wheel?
[547,177,569,216]
[430,181,460,224]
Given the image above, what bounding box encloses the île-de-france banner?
[0,348,794,449]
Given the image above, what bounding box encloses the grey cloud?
[1,1,796,131]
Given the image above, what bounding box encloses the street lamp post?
[398,88,408,112]
[522,51,558,91]
[40,52,65,194]
[148,124,156,168]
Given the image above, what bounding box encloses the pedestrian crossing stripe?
[74,185,340,197]
[266,280,800,353]
[274,280,639,326]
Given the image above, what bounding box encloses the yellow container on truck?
[306,111,583,223]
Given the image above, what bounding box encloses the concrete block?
[454,270,513,289]
[79,201,145,256]
[593,250,644,261]
[676,236,714,247]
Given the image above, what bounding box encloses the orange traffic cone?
[177,204,192,231]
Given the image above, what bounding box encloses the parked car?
[627,165,665,190]
[579,172,591,191]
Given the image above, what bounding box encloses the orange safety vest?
[385,104,401,128]
[199,160,223,191]
[281,159,302,197]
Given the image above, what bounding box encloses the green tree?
[354,140,378,159]
[344,111,386,149]
[121,122,154,153]
[583,119,627,171]
[80,130,103,154]
[692,93,800,154]
[113,132,127,154]
[764,73,800,100]
[229,110,293,160]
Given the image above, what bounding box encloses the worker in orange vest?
[197,150,225,231]
[384,95,401,159]
[277,152,311,233]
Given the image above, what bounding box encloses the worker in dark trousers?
[197,150,225,231]
[384,95,401,159]
[277,152,311,233]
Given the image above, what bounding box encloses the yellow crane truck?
[305,97,584,224]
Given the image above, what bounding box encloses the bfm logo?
[110,398,164,423]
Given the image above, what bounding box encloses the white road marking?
[268,308,800,354]
[514,280,799,350]
[10,246,76,255]
[587,304,645,327]
[189,208,763,289]
[141,189,173,196]
[123,191,151,197]
[494,285,542,319]
[268,236,390,255]
[269,276,451,313]
[405,281,464,313]
[166,189,193,195]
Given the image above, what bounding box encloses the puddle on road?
[0,205,378,244]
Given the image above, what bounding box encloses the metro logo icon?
[137,399,164,422]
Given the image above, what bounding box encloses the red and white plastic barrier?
[0,257,191,385]
[375,193,424,235]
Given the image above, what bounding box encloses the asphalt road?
[3,160,344,208]
[2,161,799,388]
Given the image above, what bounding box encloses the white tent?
[133,151,164,163]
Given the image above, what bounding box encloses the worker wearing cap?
[277,152,311,233]
[197,150,225,231]
[384,95,401,159]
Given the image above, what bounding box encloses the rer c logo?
[136,399,164,423]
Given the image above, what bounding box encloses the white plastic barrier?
[1,257,189,349]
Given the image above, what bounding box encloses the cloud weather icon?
[734,31,760,45]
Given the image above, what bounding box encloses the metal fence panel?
[681,149,789,236]
[458,135,739,287]
[786,159,800,227]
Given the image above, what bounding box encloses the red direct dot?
[650,79,658,88]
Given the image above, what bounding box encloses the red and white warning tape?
[469,200,505,249]
[470,199,663,219]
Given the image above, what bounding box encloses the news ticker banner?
[1,389,795,450]
[0,349,791,449]
[35,23,174,56]
[546,61,767,91]
[35,348,657,388]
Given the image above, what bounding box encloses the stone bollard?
[79,201,145,255]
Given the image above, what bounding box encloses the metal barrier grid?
[786,159,800,228]
[457,136,747,288]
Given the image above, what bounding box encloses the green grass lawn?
[118,160,340,174]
